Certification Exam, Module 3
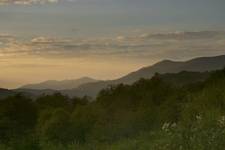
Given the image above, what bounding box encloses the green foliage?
[1,69,225,149]
[37,108,74,145]
[36,93,70,110]
[0,94,37,144]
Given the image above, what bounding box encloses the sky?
[0,0,225,88]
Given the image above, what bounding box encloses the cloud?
[0,34,15,43]
[1,30,225,89]
[31,36,71,44]
[0,0,58,5]
[139,31,225,40]
[0,33,15,38]
[0,30,225,61]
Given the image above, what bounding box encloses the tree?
[0,94,37,143]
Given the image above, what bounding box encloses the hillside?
[62,71,210,98]
[20,77,98,90]
[62,55,225,97]
[9,55,225,98]
[1,68,225,149]
[117,55,225,84]
[0,88,15,99]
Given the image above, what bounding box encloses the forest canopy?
[0,69,225,149]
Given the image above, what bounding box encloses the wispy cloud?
[0,31,225,60]
[0,0,58,5]
[139,31,225,40]
[1,30,225,88]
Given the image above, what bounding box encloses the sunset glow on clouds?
[1,31,225,59]
[1,31,225,88]
[0,0,225,88]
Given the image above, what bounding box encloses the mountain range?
[1,54,225,99]
[20,77,98,90]
[61,55,225,97]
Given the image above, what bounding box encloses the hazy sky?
[0,0,225,88]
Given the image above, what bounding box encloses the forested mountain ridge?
[0,68,225,149]
[62,55,225,97]
[61,71,210,98]
[1,55,225,98]
[0,71,210,99]
[0,88,14,99]
[117,54,225,84]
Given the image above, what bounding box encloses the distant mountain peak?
[20,77,98,90]
[15,54,225,98]
[78,77,96,81]
[155,59,177,65]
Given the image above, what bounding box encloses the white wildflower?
[162,122,170,132]
[218,116,225,127]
